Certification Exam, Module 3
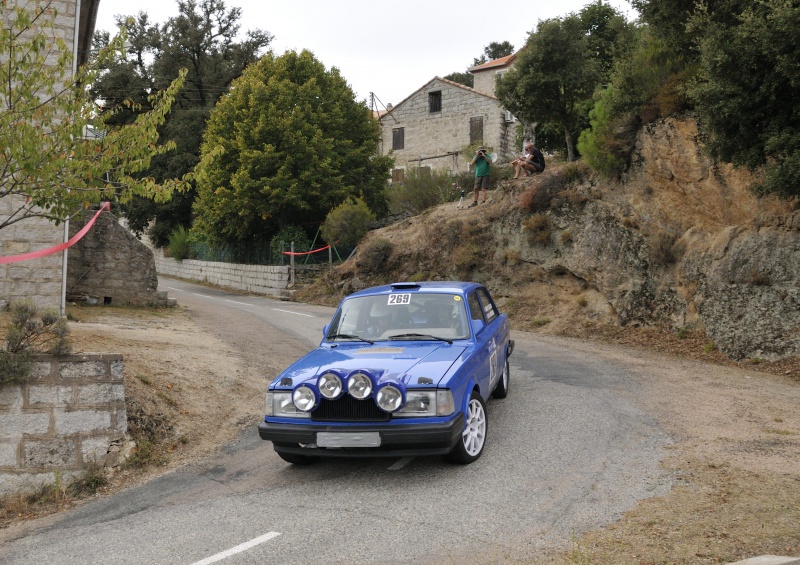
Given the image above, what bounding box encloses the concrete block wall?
[152,248,291,299]
[380,78,516,175]
[0,354,126,496]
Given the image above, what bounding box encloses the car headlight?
[318,372,343,399]
[266,391,310,419]
[394,389,455,417]
[375,384,404,413]
[347,371,373,400]
[292,385,317,412]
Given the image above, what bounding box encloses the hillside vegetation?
[297,117,799,379]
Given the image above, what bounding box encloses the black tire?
[446,391,487,464]
[274,444,318,465]
[492,357,510,399]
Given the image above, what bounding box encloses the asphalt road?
[0,278,674,564]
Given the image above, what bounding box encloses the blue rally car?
[258,281,514,464]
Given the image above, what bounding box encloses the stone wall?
[67,208,172,306]
[152,248,291,299]
[0,354,126,496]
[0,195,65,310]
[379,78,516,175]
[0,1,81,310]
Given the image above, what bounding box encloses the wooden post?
[290,241,295,286]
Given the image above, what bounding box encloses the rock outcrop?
[513,118,799,360]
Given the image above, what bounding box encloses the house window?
[469,116,484,145]
[392,127,404,150]
[429,91,442,113]
[392,168,406,183]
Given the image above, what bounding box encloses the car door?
[467,290,494,397]
[475,287,504,392]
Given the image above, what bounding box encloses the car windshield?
[326,293,470,342]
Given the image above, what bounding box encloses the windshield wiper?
[387,333,453,344]
[327,333,374,344]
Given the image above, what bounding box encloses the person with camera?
[469,146,493,208]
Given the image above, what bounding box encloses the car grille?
[312,395,390,422]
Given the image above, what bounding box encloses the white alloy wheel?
[446,391,487,464]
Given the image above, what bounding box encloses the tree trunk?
[564,125,575,162]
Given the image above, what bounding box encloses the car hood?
[272,343,466,389]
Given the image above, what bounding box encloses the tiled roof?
[468,46,527,73]
[469,53,515,72]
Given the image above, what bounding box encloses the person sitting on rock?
[514,143,545,178]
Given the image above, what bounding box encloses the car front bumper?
[258,413,466,458]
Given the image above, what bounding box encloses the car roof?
[346,281,482,298]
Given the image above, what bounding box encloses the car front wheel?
[492,357,510,399]
[446,391,487,464]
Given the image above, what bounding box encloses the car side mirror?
[471,319,485,336]
[322,324,329,338]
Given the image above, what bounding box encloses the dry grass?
[558,459,800,564]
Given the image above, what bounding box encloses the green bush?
[321,198,375,249]
[5,300,71,355]
[357,237,394,274]
[578,32,691,178]
[388,168,458,215]
[0,350,33,386]
[269,225,312,260]
[1,300,71,386]
[167,226,193,261]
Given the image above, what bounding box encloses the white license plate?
[316,431,381,448]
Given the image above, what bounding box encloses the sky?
[93,0,638,109]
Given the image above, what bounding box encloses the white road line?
[388,457,415,471]
[224,299,251,306]
[191,293,212,298]
[164,286,185,292]
[189,532,281,565]
[272,308,314,318]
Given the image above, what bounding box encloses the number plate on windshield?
[317,431,381,448]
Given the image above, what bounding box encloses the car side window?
[476,288,498,323]
[467,292,485,323]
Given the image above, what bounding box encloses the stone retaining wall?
[152,248,291,299]
[0,354,126,495]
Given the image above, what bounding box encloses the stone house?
[468,49,522,98]
[378,49,525,180]
[379,77,517,180]
[0,0,101,310]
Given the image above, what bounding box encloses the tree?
[0,1,188,233]
[472,41,515,66]
[496,16,600,161]
[443,71,473,88]
[579,1,635,78]
[445,41,515,89]
[496,5,632,160]
[631,0,750,60]
[192,50,392,248]
[688,0,800,198]
[91,0,272,246]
